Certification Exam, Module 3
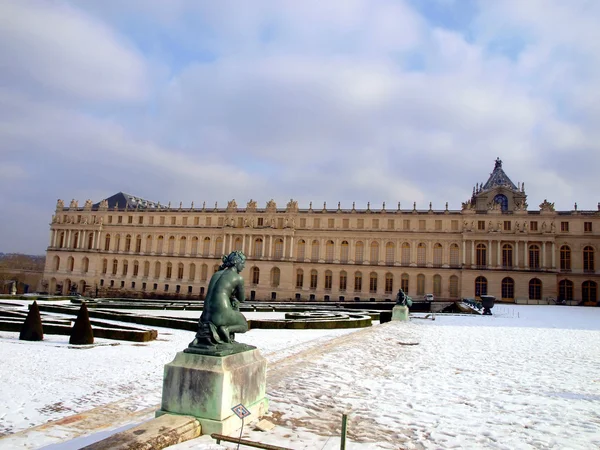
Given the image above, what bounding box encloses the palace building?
[43,159,599,305]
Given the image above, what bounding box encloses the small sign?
[232,403,251,419]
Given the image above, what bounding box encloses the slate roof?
[481,158,518,191]
[92,192,159,210]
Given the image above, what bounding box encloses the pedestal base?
[158,348,268,435]
[391,305,409,321]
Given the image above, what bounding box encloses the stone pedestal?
[157,349,268,435]
[391,305,409,321]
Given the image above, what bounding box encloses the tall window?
[560,245,571,271]
[417,243,426,266]
[583,246,595,272]
[191,237,199,256]
[156,236,164,254]
[82,257,89,273]
[178,263,184,280]
[370,242,379,264]
[559,279,573,301]
[417,274,425,296]
[88,233,94,250]
[179,237,187,256]
[122,260,128,276]
[369,272,377,293]
[274,239,284,259]
[166,262,172,279]
[475,276,487,297]
[355,241,364,263]
[311,240,320,262]
[401,243,410,265]
[310,270,318,289]
[143,261,150,277]
[340,241,349,263]
[124,234,131,252]
[104,234,111,251]
[433,274,441,297]
[449,244,460,267]
[146,235,152,253]
[297,240,306,261]
[154,262,161,278]
[254,238,263,258]
[385,273,393,294]
[189,263,196,281]
[251,267,260,285]
[325,241,334,263]
[234,237,243,252]
[67,256,74,272]
[529,245,540,269]
[339,271,347,291]
[529,278,541,300]
[582,281,597,303]
[271,267,281,287]
[112,259,118,275]
[502,244,513,268]
[476,243,487,267]
[102,258,107,274]
[354,272,362,292]
[201,264,208,281]
[135,235,142,253]
[502,277,514,300]
[325,270,333,290]
[433,244,443,267]
[203,237,211,256]
[449,275,459,298]
[385,242,395,265]
[168,236,175,255]
[215,237,223,257]
[401,273,409,293]
[115,235,121,252]
[296,269,304,288]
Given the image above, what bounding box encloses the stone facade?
[43,160,600,304]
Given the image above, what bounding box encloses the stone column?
[462,241,466,265]
[497,241,502,267]
[471,241,475,267]
[289,236,295,260]
[542,242,546,269]
[52,230,57,248]
[265,235,271,259]
[524,240,529,269]
[488,240,492,267]
[515,241,519,268]
[551,243,556,269]
[66,230,71,249]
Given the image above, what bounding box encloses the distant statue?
[395,289,413,307]
[187,251,252,356]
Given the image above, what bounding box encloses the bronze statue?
[186,251,255,356]
[395,288,413,307]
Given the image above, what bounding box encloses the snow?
[1,302,599,449]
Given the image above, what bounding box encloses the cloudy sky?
[1,0,599,254]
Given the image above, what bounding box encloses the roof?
[92,192,159,210]
[481,158,518,191]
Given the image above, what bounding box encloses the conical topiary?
[19,301,44,341]
[69,302,94,345]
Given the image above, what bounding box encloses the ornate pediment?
[69,199,78,210]
[539,199,555,212]
[56,199,65,211]
[286,198,298,213]
[227,199,238,212]
[83,199,93,211]
[265,199,277,212]
[246,199,257,212]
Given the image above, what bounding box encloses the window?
[385,273,393,293]
[189,263,196,281]
[325,240,334,262]
[108,216,113,224]
[433,274,441,297]
[67,256,74,272]
[582,281,597,303]
[370,241,379,263]
[340,241,349,263]
[254,238,263,258]
[417,274,425,296]
[311,240,320,262]
[504,221,511,231]
[118,216,122,224]
[88,233,94,250]
[502,244,513,268]
[178,263,184,280]
[584,222,592,232]
[339,271,347,291]
[182,217,188,226]
[449,244,460,267]
[300,218,306,228]
[435,220,442,231]
[257,217,264,227]
[102,259,107,274]
[166,262,172,279]
[357,219,364,229]
[146,235,153,253]
[296,269,304,288]
[328,218,335,228]
[313,218,320,229]
[475,276,487,297]
[149,217,154,225]
[194,217,199,225]
[372,219,379,229]
[529,245,540,269]
[560,246,571,271]
[417,243,426,266]
[433,243,443,267]
[449,275,459,298]
[191,237,198,256]
[403,219,410,230]
[561,221,569,232]
[476,243,487,266]
[203,237,211,256]
[104,234,111,251]
[168,236,175,255]
[201,264,208,281]
[325,271,333,290]
[502,277,514,300]
[125,235,131,252]
[82,257,89,273]
[530,221,538,231]
[114,234,121,252]
[132,261,139,277]
[271,267,280,287]
[401,242,410,265]
[385,242,395,265]
[354,272,362,292]
[419,220,426,231]
[251,267,260,285]
[401,273,409,293]
[310,270,318,289]
[451,220,458,231]
[136,235,142,253]
[160,216,165,225]
[157,236,164,253]
[355,241,364,263]
[277,218,284,228]
[478,221,485,231]
[144,261,150,277]
[369,272,377,293]
[274,239,284,259]
[128,216,133,224]
[559,279,573,301]
[529,278,541,300]
[343,219,349,228]
[297,240,306,261]
[122,260,128,276]
[388,219,395,230]
[179,237,187,256]
[112,259,118,275]
[583,246,595,272]
[205,217,212,226]
[154,262,161,278]
[234,237,242,252]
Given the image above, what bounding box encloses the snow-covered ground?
[1,302,599,449]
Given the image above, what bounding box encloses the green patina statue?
[395,288,413,307]
[185,251,255,356]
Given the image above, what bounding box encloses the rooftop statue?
[186,251,255,356]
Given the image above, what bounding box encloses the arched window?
[297,240,306,261]
[135,235,142,253]
[168,236,175,255]
[203,237,211,256]
[311,240,320,262]
[179,237,187,256]
[582,281,597,303]
[370,242,379,264]
[433,244,443,267]
[133,260,139,277]
[143,261,150,277]
[325,240,334,263]
[254,238,263,258]
[433,274,441,297]
[502,277,514,300]
[73,232,79,249]
[354,271,362,292]
[122,260,128,276]
[417,243,426,266]
[191,237,199,256]
[449,275,459,298]
[234,237,243,252]
[112,259,118,275]
[385,273,393,294]
[417,274,425,296]
[583,246,595,272]
[310,270,318,289]
[449,244,460,267]
[178,263,184,280]
[296,269,304,288]
[369,272,378,293]
[189,263,196,281]
[339,271,347,291]
[57,232,65,248]
[88,233,94,250]
[355,241,364,264]
[560,245,571,271]
[385,242,395,265]
[154,261,161,279]
[401,273,409,293]
[274,239,284,259]
[251,267,260,285]
[340,241,349,263]
[529,278,541,300]
[102,258,107,274]
[529,245,540,269]
[271,267,281,287]
[115,234,121,252]
[475,276,487,297]
[104,234,111,251]
[166,262,173,279]
[67,256,74,272]
[201,264,208,281]
[82,257,89,273]
[145,235,152,253]
[156,236,164,254]
[502,244,513,268]
[558,279,573,301]
[476,243,487,267]
[325,270,333,290]
[401,242,410,265]
[125,234,132,252]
